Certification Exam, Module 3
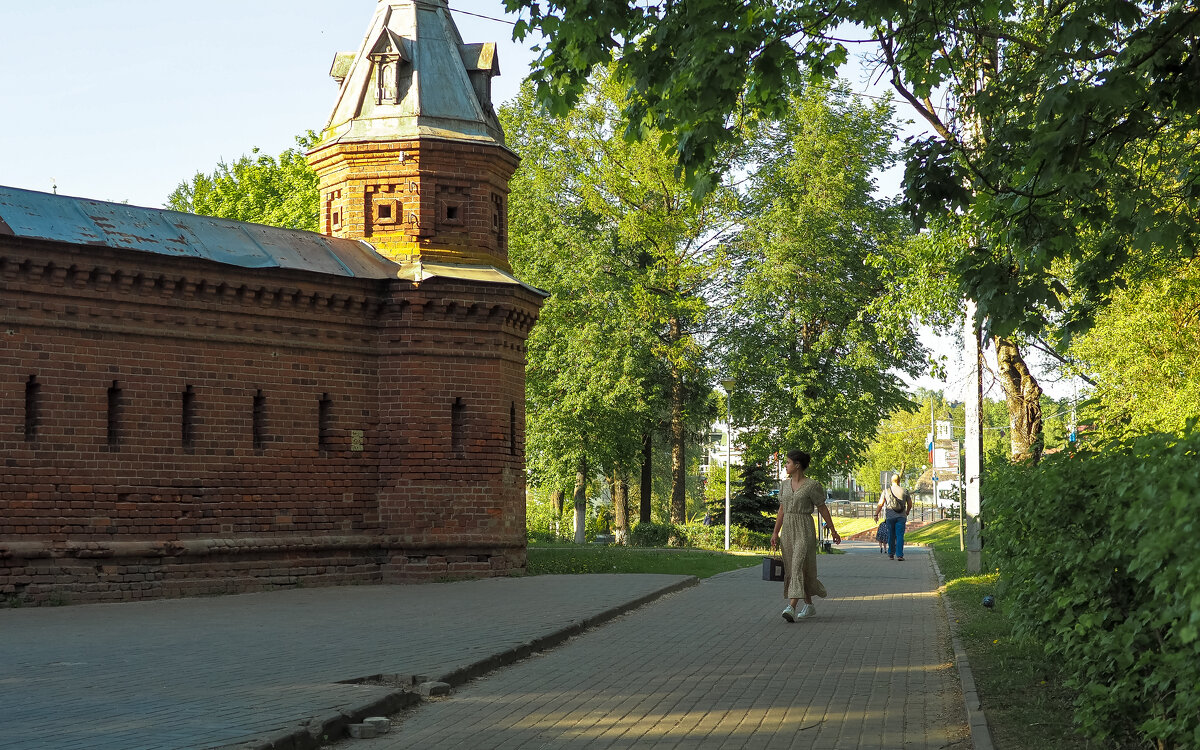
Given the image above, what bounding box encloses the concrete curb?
[927,549,995,750]
[239,575,700,750]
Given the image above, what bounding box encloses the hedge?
[986,424,1200,749]
[628,521,770,550]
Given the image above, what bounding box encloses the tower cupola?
[307,0,516,272]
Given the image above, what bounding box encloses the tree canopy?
[505,0,1200,339]
[501,71,734,524]
[716,84,920,477]
[166,133,319,231]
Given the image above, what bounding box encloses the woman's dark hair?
[786,450,811,470]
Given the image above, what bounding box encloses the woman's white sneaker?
[781,605,796,622]
[797,603,815,619]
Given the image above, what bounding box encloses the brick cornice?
[1,243,390,319]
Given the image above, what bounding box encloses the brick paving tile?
[334,543,970,750]
[0,574,689,750]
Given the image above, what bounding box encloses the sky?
[0,0,1077,403]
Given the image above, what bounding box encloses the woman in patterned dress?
[770,450,842,621]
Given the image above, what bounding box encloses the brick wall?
[308,137,518,270]
[0,236,539,604]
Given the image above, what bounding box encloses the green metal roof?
[0,185,400,279]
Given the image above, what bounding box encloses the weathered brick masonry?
[0,0,542,604]
[0,231,539,604]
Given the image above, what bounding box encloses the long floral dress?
[779,477,828,601]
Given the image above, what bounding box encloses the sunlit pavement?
[335,542,970,750]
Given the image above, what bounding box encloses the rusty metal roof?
[0,185,400,279]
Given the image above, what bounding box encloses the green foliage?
[628,521,673,548]
[505,0,828,192]
[717,85,919,476]
[674,522,772,551]
[702,461,739,513]
[707,462,777,533]
[855,397,930,495]
[626,521,770,550]
[986,425,1200,748]
[506,0,1200,339]
[526,487,571,543]
[167,132,320,231]
[910,520,1095,748]
[1068,260,1200,439]
[501,72,731,509]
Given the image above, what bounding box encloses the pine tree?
[707,462,777,533]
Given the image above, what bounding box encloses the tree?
[167,133,320,231]
[856,401,931,496]
[502,72,737,526]
[708,461,777,534]
[716,84,920,477]
[1067,259,1200,438]
[506,0,1200,340]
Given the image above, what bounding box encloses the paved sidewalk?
[0,543,970,750]
[335,543,970,750]
[0,574,695,750]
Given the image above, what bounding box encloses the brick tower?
[308,0,542,581]
[307,0,517,275]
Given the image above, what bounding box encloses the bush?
[628,521,673,547]
[525,492,566,542]
[627,521,770,550]
[674,522,771,550]
[986,424,1200,749]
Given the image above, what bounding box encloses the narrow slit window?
[451,397,465,456]
[23,375,39,442]
[182,385,196,448]
[509,401,517,456]
[253,390,266,450]
[318,393,332,450]
[107,381,123,447]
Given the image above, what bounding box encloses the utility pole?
[930,395,936,523]
[964,301,983,573]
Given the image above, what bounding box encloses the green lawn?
[526,544,762,578]
[907,521,1094,750]
[826,516,881,538]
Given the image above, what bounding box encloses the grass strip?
[526,545,762,578]
[907,521,1094,750]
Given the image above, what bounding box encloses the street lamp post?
[722,379,735,552]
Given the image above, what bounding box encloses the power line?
[449,6,516,25]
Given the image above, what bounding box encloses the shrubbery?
[628,521,770,550]
[986,424,1200,749]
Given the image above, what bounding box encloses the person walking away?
[874,474,913,560]
[770,450,842,622]
[875,516,890,553]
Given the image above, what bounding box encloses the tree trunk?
[994,337,1044,463]
[669,364,687,525]
[573,457,587,544]
[613,475,629,545]
[550,489,564,539]
[639,431,652,523]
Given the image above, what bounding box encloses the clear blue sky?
[0,0,1071,400]
[0,1,538,208]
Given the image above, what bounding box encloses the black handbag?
[762,556,785,581]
